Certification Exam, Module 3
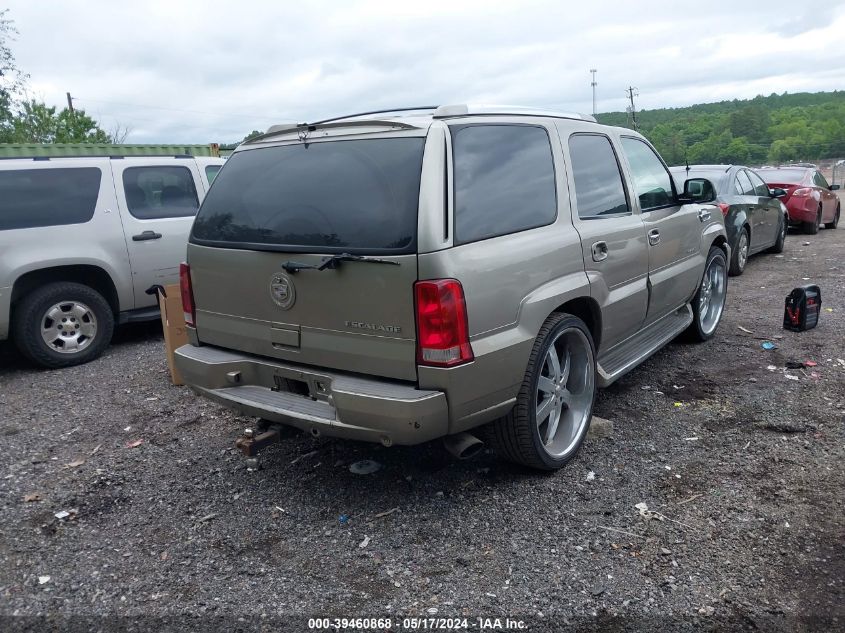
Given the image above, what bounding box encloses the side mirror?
[679,178,716,203]
[830,184,840,191]
[770,187,787,198]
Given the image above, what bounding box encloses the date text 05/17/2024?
[307,617,528,630]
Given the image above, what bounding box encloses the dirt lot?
[1,221,843,632]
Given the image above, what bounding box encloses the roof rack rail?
[257,104,599,141]
[262,106,439,135]
[260,118,421,138]
[433,104,597,122]
[311,106,440,126]
[0,153,198,161]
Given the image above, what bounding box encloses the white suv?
[0,154,224,367]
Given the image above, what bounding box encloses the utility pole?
[66,92,74,113]
[625,86,639,129]
[590,69,597,116]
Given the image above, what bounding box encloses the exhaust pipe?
[443,432,484,460]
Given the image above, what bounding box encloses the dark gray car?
[670,165,788,275]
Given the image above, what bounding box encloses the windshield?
[191,137,425,253]
[757,168,808,184]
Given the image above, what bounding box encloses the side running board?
[596,306,693,387]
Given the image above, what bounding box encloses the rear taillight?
[718,203,730,217]
[792,188,812,197]
[179,262,196,327]
[414,279,473,367]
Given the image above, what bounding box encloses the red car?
[758,167,840,234]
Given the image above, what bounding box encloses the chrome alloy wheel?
[535,327,595,459]
[40,301,98,354]
[697,256,727,336]
[737,231,748,270]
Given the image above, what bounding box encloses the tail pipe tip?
[443,432,484,460]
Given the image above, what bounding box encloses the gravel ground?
[1,221,843,632]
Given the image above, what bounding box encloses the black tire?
[803,206,821,234]
[489,313,596,471]
[684,246,728,343]
[12,282,114,368]
[728,227,749,276]
[768,213,787,253]
[825,204,840,230]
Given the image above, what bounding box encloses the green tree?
[647,123,686,165]
[11,99,110,143]
[1,9,28,142]
[768,138,799,163]
[243,130,263,142]
[56,107,111,143]
[598,90,845,165]
[729,105,770,145]
[718,136,751,164]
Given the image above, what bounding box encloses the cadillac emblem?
[270,272,296,310]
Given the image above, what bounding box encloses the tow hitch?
[235,421,298,468]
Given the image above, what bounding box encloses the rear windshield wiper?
[282,253,400,274]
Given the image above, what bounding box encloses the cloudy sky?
[5,0,845,143]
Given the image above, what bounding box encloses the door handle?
[648,229,660,246]
[132,230,163,241]
[698,209,712,222]
[591,241,608,262]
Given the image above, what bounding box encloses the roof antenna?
[685,147,690,174]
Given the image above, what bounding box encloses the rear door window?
[122,166,199,220]
[747,170,770,197]
[451,124,557,244]
[736,170,755,196]
[0,167,101,231]
[568,134,630,218]
[192,138,425,253]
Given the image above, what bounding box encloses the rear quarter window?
[451,124,557,244]
[205,164,221,183]
[0,167,102,231]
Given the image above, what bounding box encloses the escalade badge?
[270,272,296,310]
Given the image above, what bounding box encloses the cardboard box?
[156,283,189,386]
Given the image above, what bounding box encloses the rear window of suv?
[0,167,101,231]
[451,124,556,244]
[192,138,425,254]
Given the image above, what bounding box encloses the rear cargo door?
[187,135,427,382]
